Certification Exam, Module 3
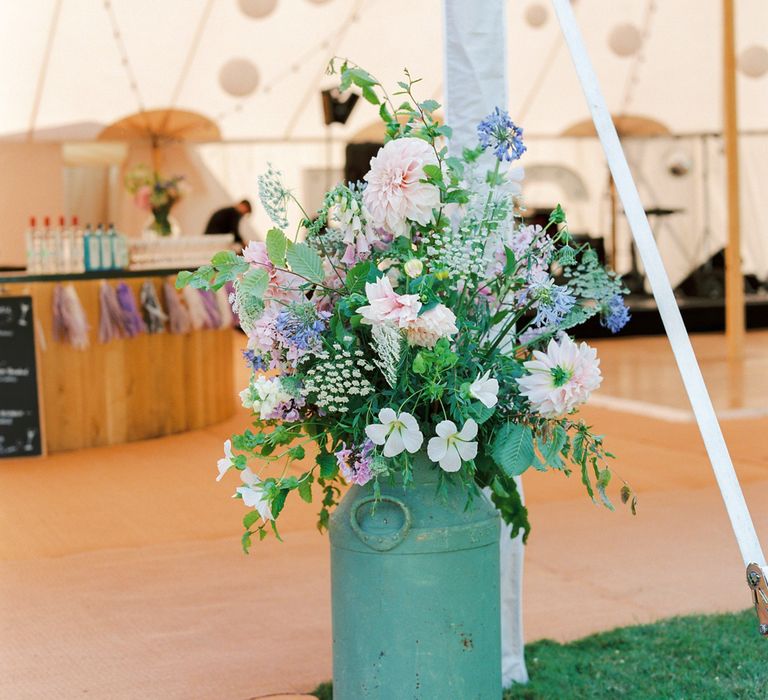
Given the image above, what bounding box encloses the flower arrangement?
[178,62,635,551]
[125,164,186,236]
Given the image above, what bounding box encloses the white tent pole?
[550,0,766,575]
[443,0,528,685]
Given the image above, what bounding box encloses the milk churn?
[329,452,502,699]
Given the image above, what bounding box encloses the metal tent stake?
[550,0,768,636]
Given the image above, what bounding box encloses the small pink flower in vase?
[134,185,152,211]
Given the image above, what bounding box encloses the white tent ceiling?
[2,0,767,144]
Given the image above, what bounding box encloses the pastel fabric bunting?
[115,282,147,338]
[163,281,192,335]
[140,281,167,334]
[98,281,127,343]
[52,283,90,349]
[182,286,209,331]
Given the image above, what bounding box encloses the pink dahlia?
[358,276,421,328]
[363,137,441,237]
[516,334,602,418]
[405,304,458,348]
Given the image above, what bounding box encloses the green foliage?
[239,267,269,299]
[215,63,632,548]
[492,422,536,477]
[266,227,289,267]
[286,241,325,284]
[175,251,248,291]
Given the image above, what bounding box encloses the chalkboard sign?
[0,296,42,457]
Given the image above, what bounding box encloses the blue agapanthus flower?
[600,293,631,334]
[528,275,576,327]
[477,107,527,162]
[273,303,329,363]
[242,349,268,372]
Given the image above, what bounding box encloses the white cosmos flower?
[469,370,499,408]
[235,467,273,522]
[216,439,234,482]
[427,419,479,472]
[365,408,424,457]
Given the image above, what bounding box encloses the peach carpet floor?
[1,331,766,699]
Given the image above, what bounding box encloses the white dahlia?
[516,334,602,418]
[363,137,441,237]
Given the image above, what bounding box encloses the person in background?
[203,199,252,247]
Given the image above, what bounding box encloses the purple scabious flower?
[335,439,374,486]
[477,107,527,162]
[600,293,631,333]
[242,349,268,372]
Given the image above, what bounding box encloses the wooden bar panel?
[1,274,235,453]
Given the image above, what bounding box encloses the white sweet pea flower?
[216,439,234,482]
[469,370,499,408]
[365,408,424,457]
[427,419,479,472]
[235,467,273,522]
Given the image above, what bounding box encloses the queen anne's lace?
[301,345,375,413]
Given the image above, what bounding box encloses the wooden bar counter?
[0,268,235,454]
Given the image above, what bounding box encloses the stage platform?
[576,293,768,338]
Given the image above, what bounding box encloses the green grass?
[311,609,767,699]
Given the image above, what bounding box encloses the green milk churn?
[329,452,502,699]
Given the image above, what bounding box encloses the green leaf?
[266,228,288,267]
[620,484,631,504]
[492,422,535,477]
[212,250,237,266]
[288,445,306,460]
[239,267,269,299]
[345,261,371,294]
[596,468,615,510]
[468,401,495,425]
[422,164,443,181]
[347,67,378,87]
[286,241,325,284]
[317,451,338,479]
[241,530,252,554]
[538,424,566,470]
[175,270,193,288]
[361,85,379,105]
[419,99,440,114]
[503,246,517,277]
[271,489,289,519]
[243,510,261,530]
[298,474,313,503]
[444,189,470,204]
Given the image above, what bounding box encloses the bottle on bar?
[96,223,112,270]
[41,216,53,273]
[94,223,105,270]
[53,215,65,272]
[25,216,38,273]
[106,223,118,270]
[70,216,84,273]
[83,223,96,271]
